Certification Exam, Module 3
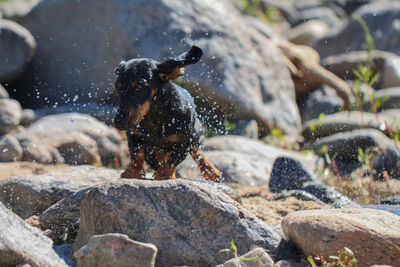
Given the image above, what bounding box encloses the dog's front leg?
[154,151,176,180]
[190,148,222,182]
[120,148,145,179]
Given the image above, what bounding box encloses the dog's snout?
[113,108,128,130]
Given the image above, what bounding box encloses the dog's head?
[113,46,202,130]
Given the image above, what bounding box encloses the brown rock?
[74,233,157,267]
[282,208,400,267]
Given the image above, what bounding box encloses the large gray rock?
[73,179,282,267]
[15,113,121,165]
[0,19,36,83]
[313,2,400,58]
[177,136,317,186]
[0,134,23,162]
[0,165,119,218]
[17,0,300,134]
[0,98,22,135]
[0,202,69,267]
[74,233,157,267]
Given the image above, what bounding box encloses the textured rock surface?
[0,202,68,267]
[223,247,274,267]
[0,134,23,162]
[313,2,400,58]
[0,19,36,82]
[15,113,121,165]
[73,179,282,267]
[282,208,400,267]
[0,165,119,218]
[16,0,301,134]
[0,98,22,135]
[177,136,317,186]
[74,233,157,267]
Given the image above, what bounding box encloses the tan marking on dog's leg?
[190,148,222,182]
[166,67,185,80]
[154,151,176,180]
[120,149,145,179]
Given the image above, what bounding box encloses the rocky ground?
[1,0,400,266]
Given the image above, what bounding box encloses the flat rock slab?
[0,165,119,218]
[0,202,68,267]
[282,208,400,267]
[73,179,282,267]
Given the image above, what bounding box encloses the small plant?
[238,0,281,24]
[217,240,266,267]
[308,247,358,267]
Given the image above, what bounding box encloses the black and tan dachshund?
[113,46,222,181]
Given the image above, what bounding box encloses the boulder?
[15,113,121,165]
[16,0,301,135]
[282,208,400,267]
[177,135,317,186]
[302,111,400,140]
[73,179,283,267]
[0,84,9,98]
[0,98,22,135]
[222,247,274,267]
[313,2,400,58]
[0,202,69,267]
[381,57,400,88]
[298,85,343,122]
[269,156,358,208]
[0,0,39,19]
[307,129,400,177]
[74,233,157,267]
[287,20,329,45]
[0,134,23,162]
[0,19,36,83]
[0,165,119,218]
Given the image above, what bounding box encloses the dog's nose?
[113,109,128,130]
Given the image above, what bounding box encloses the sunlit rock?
[0,134,23,162]
[0,202,69,267]
[178,135,317,186]
[74,233,157,267]
[0,165,119,218]
[15,113,121,165]
[282,208,400,267]
[0,98,22,135]
[73,179,283,267]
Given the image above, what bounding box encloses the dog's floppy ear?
[157,46,202,81]
[114,61,126,75]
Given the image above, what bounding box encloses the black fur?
[113,46,204,170]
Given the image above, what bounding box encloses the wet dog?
[113,46,222,181]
